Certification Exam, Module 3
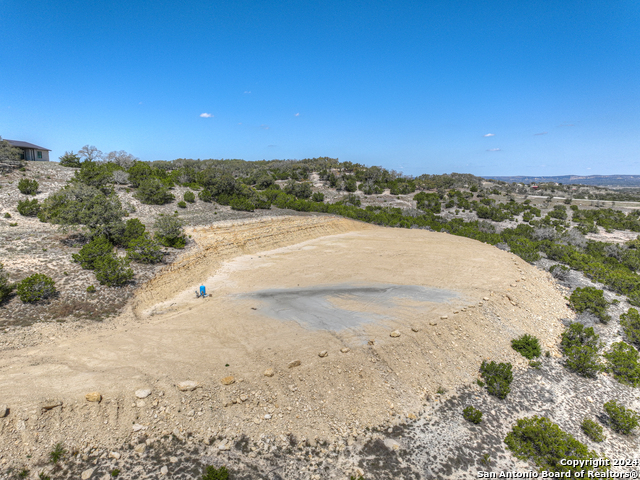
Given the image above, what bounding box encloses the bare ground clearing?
[0,216,573,477]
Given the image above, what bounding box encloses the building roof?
[5,139,51,151]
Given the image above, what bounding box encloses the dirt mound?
[0,216,573,471]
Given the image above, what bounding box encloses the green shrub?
[134,177,174,205]
[570,287,610,323]
[603,342,640,387]
[463,406,483,424]
[581,418,605,442]
[511,334,541,359]
[620,308,640,348]
[342,193,361,207]
[184,191,196,203]
[117,218,146,248]
[86,285,96,293]
[59,151,81,168]
[560,323,602,378]
[72,236,114,270]
[127,234,163,264]
[49,443,66,464]
[202,465,229,480]
[3,212,10,218]
[154,214,186,249]
[17,198,40,217]
[311,192,325,202]
[603,400,639,435]
[94,255,134,286]
[0,263,14,303]
[18,178,38,195]
[504,416,601,474]
[16,274,56,303]
[480,360,513,399]
[229,196,255,211]
[38,184,125,240]
[177,200,187,208]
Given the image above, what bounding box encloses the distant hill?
[485,175,640,187]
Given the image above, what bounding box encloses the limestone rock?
[440,315,448,320]
[177,381,199,392]
[161,466,168,475]
[483,297,489,301]
[318,350,328,358]
[411,327,419,332]
[108,452,121,460]
[221,376,235,385]
[368,339,375,345]
[135,389,152,399]
[340,347,350,353]
[85,392,102,403]
[0,405,8,418]
[132,423,146,432]
[136,400,146,408]
[81,468,94,480]
[288,360,301,368]
[264,368,275,377]
[134,443,146,454]
[170,456,178,463]
[41,399,62,411]
[240,394,248,402]
[390,330,401,337]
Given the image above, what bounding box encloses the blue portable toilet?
[200,285,206,297]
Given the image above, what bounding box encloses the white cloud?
[200,113,213,118]
[483,133,495,137]
[486,148,501,152]
[295,113,300,117]
[244,91,251,94]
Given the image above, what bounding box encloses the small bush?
[177,200,187,208]
[86,285,96,293]
[511,334,541,359]
[127,234,163,264]
[59,151,81,168]
[504,416,601,474]
[116,218,146,248]
[480,360,513,399]
[581,418,605,442]
[529,360,542,369]
[16,274,56,303]
[603,342,640,387]
[202,465,229,480]
[18,178,38,195]
[560,323,601,378]
[0,263,14,303]
[134,178,174,205]
[3,212,10,218]
[620,308,640,348]
[311,192,325,202]
[549,264,570,281]
[463,406,483,424]
[604,400,639,435]
[154,214,186,249]
[570,287,610,323]
[17,198,40,217]
[72,236,114,270]
[342,193,361,207]
[229,196,255,211]
[94,255,134,287]
[184,191,196,203]
[49,443,66,464]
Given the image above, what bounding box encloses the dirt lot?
[0,215,573,478]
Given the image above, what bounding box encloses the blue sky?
[1,0,638,176]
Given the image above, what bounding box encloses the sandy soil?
[0,215,573,475]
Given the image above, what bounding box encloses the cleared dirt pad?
[0,216,572,472]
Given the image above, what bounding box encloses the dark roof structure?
[5,140,51,151]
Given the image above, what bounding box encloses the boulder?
[264,368,275,377]
[85,392,102,403]
[135,389,152,399]
[221,376,235,385]
[390,330,401,337]
[177,381,199,392]
[318,350,328,358]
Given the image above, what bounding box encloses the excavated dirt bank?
[0,216,573,475]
